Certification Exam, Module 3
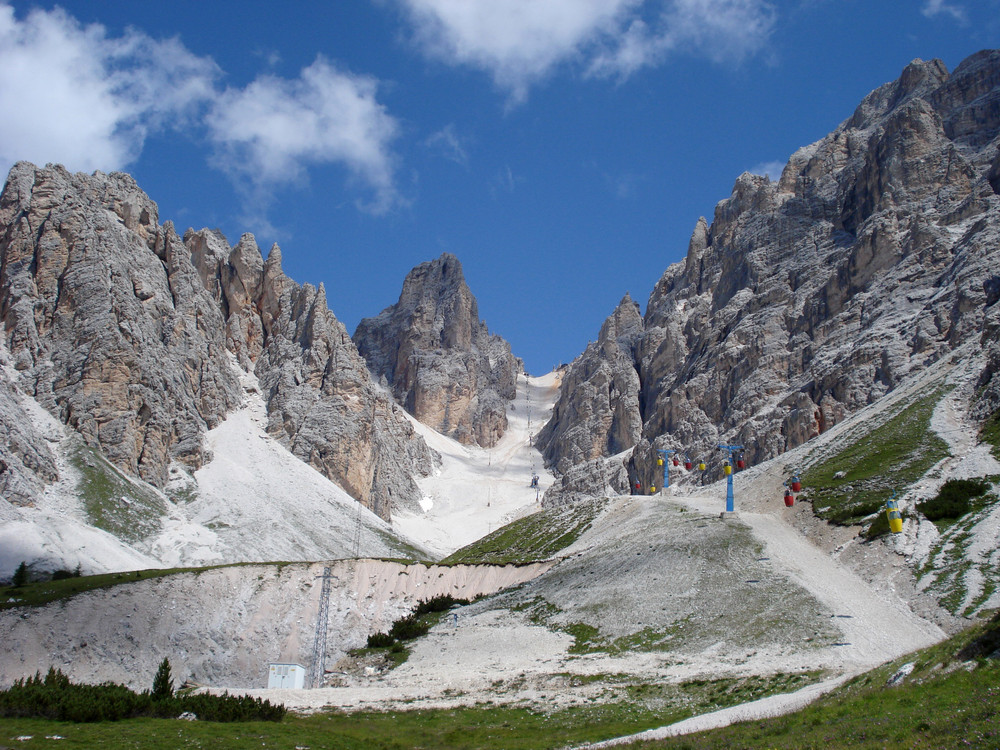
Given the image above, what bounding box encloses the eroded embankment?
[0,559,551,690]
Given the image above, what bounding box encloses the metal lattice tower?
[352,500,363,558]
[310,566,334,689]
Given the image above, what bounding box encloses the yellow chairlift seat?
[885,499,903,534]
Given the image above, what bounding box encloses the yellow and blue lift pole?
[717,443,744,512]
[656,449,677,492]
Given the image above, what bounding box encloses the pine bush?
[0,668,285,722]
[388,613,430,641]
[366,631,395,648]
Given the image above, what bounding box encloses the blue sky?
[1,1,997,374]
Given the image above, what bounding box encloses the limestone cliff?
[541,50,1000,498]
[354,253,522,447]
[0,163,435,520]
[536,294,643,475]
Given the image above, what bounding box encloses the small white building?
[267,663,306,689]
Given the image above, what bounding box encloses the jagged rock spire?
[354,253,522,448]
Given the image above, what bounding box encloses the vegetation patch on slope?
[355,595,472,671]
[801,390,950,527]
[979,407,1000,461]
[917,483,1000,617]
[69,441,167,544]
[916,477,993,524]
[0,564,249,612]
[0,670,825,749]
[627,610,1000,749]
[441,498,606,564]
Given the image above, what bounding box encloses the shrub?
[0,667,285,722]
[366,632,395,648]
[413,594,468,616]
[388,614,430,641]
[917,479,990,522]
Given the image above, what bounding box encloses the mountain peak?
[354,254,521,447]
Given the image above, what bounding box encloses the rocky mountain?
[0,162,435,523]
[540,50,1000,498]
[353,253,521,448]
[536,293,643,476]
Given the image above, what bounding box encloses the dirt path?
[584,491,948,747]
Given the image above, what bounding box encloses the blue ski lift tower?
[717,444,744,512]
[656,449,677,493]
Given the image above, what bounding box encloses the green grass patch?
[979,407,1000,461]
[69,441,167,544]
[6,612,996,749]
[801,390,950,527]
[0,563,264,612]
[916,478,992,523]
[0,671,823,750]
[625,612,1000,749]
[917,486,999,617]
[442,499,606,564]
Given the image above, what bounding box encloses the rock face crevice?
[0,163,435,519]
[354,253,522,448]
[540,50,1000,499]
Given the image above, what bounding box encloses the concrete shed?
[267,663,306,689]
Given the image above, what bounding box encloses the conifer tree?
[12,561,28,588]
[152,657,173,699]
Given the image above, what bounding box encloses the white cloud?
[920,0,967,24]
[205,58,401,214]
[395,0,776,101]
[425,124,469,166]
[749,159,785,180]
[490,164,519,197]
[590,0,777,77]
[398,0,640,103]
[0,4,401,216]
[0,3,217,175]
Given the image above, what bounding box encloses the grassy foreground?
[2,612,997,749]
[0,700,687,750]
